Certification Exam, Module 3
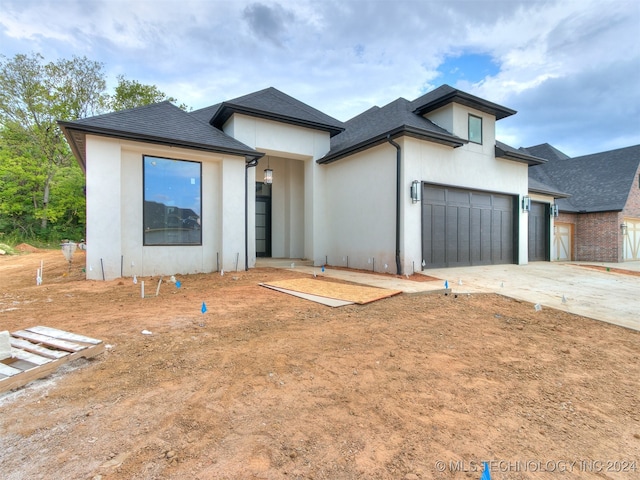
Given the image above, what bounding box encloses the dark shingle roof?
[411,84,516,120]
[194,87,345,137]
[59,101,259,171]
[319,98,465,164]
[528,177,570,198]
[496,140,547,166]
[521,143,571,161]
[529,144,640,212]
[190,103,221,124]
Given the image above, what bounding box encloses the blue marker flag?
[201,302,207,314]
[176,281,181,288]
[444,280,449,289]
[481,461,491,480]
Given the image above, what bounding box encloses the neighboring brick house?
[526,144,640,262]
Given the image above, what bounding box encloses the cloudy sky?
[1,0,638,156]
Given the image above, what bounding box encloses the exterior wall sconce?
[550,204,559,217]
[621,223,628,235]
[522,195,531,212]
[264,156,273,185]
[410,180,421,203]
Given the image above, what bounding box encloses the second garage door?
[422,184,516,268]
[528,201,550,262]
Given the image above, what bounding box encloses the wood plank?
[11,348,52,366]
[27,326,101,345]
[10,338,69,360]
[0,328,105,394]
[11,330,86,352]
[0,356,70,392]
[0,363,23,377]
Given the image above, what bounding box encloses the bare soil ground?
[1,249,639,480]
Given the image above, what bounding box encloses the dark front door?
[255,183,272,257]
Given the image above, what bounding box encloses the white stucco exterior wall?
[85,136,122,280]
[83,135,246,279]
[322,143,398,271]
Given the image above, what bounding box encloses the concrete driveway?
[424,262,640,331]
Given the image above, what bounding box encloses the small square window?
[468,114,482,144]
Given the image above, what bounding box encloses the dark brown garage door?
[422,184,516,268]
[528,201,549,262]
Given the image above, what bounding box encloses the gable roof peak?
[521,143,571,161]
[209,87,345,137]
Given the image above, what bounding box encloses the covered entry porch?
[252,153,318,263]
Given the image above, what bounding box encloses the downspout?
[245,156,260,271]
[387,135,402,275]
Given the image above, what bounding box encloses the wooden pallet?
[0,326,104,394]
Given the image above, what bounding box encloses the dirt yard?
[1,248,638,480]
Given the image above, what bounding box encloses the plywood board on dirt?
[262,277,401,305]
[261,284,355,307]
[26,326,102,345]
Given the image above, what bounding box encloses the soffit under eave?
[62,127,262,167]
[61,127,87,173]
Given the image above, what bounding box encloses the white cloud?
[1,0,638,155]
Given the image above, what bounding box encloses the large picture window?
[468,114,483,144]
[143,156,202,245]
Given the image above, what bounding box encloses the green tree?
[106,74,188,111]
[0,53,107,231]
[0,53,188,242]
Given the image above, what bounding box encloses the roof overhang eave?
[58,122,262,162]
[528,187,571,198]
[318,127,465,164]
[413,91,517,120]
[59,124,87,173]
[213,104,345,137]
[495,145,547,166]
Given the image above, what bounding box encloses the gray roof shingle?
[496,140,547,166]
[411,84,516,120]
[194,87,345,137]
[521,143,571,161]
[319,97,465,164]
[59,101,260,170]
[528,144,640,212]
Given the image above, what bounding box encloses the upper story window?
[468,114,483,144]
[143,155,202,246]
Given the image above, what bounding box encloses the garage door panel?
[528,201,549,262]
[457,207,471,265]
[422,201,446,266]
[422,184,515,268]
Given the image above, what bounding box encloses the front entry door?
[256,183,272,257]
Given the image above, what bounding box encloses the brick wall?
[552,164,640,263]
[575,212,621,262]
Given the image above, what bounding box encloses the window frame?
[142,155,203,246]
[468,114,483,145]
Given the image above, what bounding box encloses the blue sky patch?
[437,53,500,86]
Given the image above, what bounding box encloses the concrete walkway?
[257,259,639,331]
[424,262,640,331]
[288,265,447,294]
